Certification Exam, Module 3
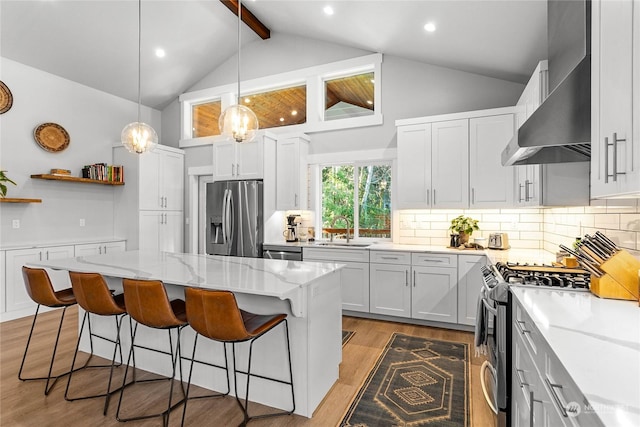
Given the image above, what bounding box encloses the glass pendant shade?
[121,122,158,154]
[219,104,259,143]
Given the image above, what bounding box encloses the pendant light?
[121,0,158,154]
[219,0,258,143]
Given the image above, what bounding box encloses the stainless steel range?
[478,262,590,426]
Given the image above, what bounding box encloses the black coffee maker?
[284,215,298,242]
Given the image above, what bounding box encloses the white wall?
[0,58,161,246]
[164,34,525,248]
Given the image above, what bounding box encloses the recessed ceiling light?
[366,100,373,105]
[291,110,298,116]
[155,48,166,58]
[244,98,251,104]
[280,117,285,122]
[323,6,334,16]
[424,22,436,32]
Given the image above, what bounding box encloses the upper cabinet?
[469,114,516,208]
[397,119,468,209]
[513,61,590,206]
[213,133,276,182]
[138,147,184,211]
[276,135,309,211]
[397,107,516,209]
[591,0,640,198]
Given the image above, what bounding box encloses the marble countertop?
[29,250,343,317]
[511,287,640,427]
[1,237,127,251]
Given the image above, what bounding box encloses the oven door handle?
[480,360,499,414]
[481,297,498,316]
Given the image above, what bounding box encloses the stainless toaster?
[488,233,510,249]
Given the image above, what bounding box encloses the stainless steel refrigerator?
[206,180,263,257]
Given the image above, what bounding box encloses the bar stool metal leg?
[64,310,130,415]
[180,335,230,427]
[18,305,79,395]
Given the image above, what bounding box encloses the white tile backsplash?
[397,203,640,254]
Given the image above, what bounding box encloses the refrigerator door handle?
[226,188,234,248]
[221,188,228,244]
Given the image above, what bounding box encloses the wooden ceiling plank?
[220,0,270,40]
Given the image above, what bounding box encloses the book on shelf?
[81,163,124,182]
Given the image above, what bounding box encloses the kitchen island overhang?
[30,250,344,418]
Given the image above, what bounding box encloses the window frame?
[316,159,392,242]
[179,53,382,148]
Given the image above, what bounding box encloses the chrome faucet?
[330,215,351,243]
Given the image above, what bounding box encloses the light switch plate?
[80,219,85,227]
[12,219,20,229]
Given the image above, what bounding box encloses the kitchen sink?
[312,242,371,248]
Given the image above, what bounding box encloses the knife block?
[590,250,640,301]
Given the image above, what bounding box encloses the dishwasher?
[262,244,303,261]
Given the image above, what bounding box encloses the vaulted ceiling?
[0,1,547,111]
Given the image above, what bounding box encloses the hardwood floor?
[1,307,496,426]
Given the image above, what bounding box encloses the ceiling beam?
[220,0,271,40]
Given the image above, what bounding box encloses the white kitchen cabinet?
[276,135,309,210]
[513,61,590,206]
[396,123,431,207]
[514,61,548,207]
[457,255,487,326]
[213,134,277,181]
[5,245,74,314]
[397,119,468,209]
[303,247,370,313]
[370,252,411,318]
[411,253,457,322]
[114,144,185,252]
[138,146,184,211]
[139,211,184,253]
[591,0,640,198]
[74,240,126,257]
[469,114,516,208]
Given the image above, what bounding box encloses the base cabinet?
[303,247,370,312]
[412,266,457,322]
[457,255,487,325]
[75,240,126,256]
[370,263,411,318]
[512,297,605,427]
[5,246,74,313]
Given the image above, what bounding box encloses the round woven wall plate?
[0,81,13,114]
[34,123,70,152]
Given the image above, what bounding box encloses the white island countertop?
[511,286,640,427]
[30,250,343,317]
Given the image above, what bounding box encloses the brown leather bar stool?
[19,266,79,395]
[65,271,129,415]
[116,278,188,427]
[181,288,295,427]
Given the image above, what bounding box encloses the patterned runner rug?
[342,330,356,346]
[340,333,470,427]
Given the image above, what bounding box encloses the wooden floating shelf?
[0,198,42,203]
[30,174,125,186]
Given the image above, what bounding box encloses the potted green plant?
[449,215,479,245]
[0,170,16,198]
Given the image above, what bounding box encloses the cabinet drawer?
[370,251,411,265]
[514,299,545,367]
[411,253,456,268]
[303,247,369,263]
[544,354,605,427]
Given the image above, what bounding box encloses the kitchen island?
[30,250,344,418]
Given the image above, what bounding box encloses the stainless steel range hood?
[502,0,591,166]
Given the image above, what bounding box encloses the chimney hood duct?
[502,0,591,166]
